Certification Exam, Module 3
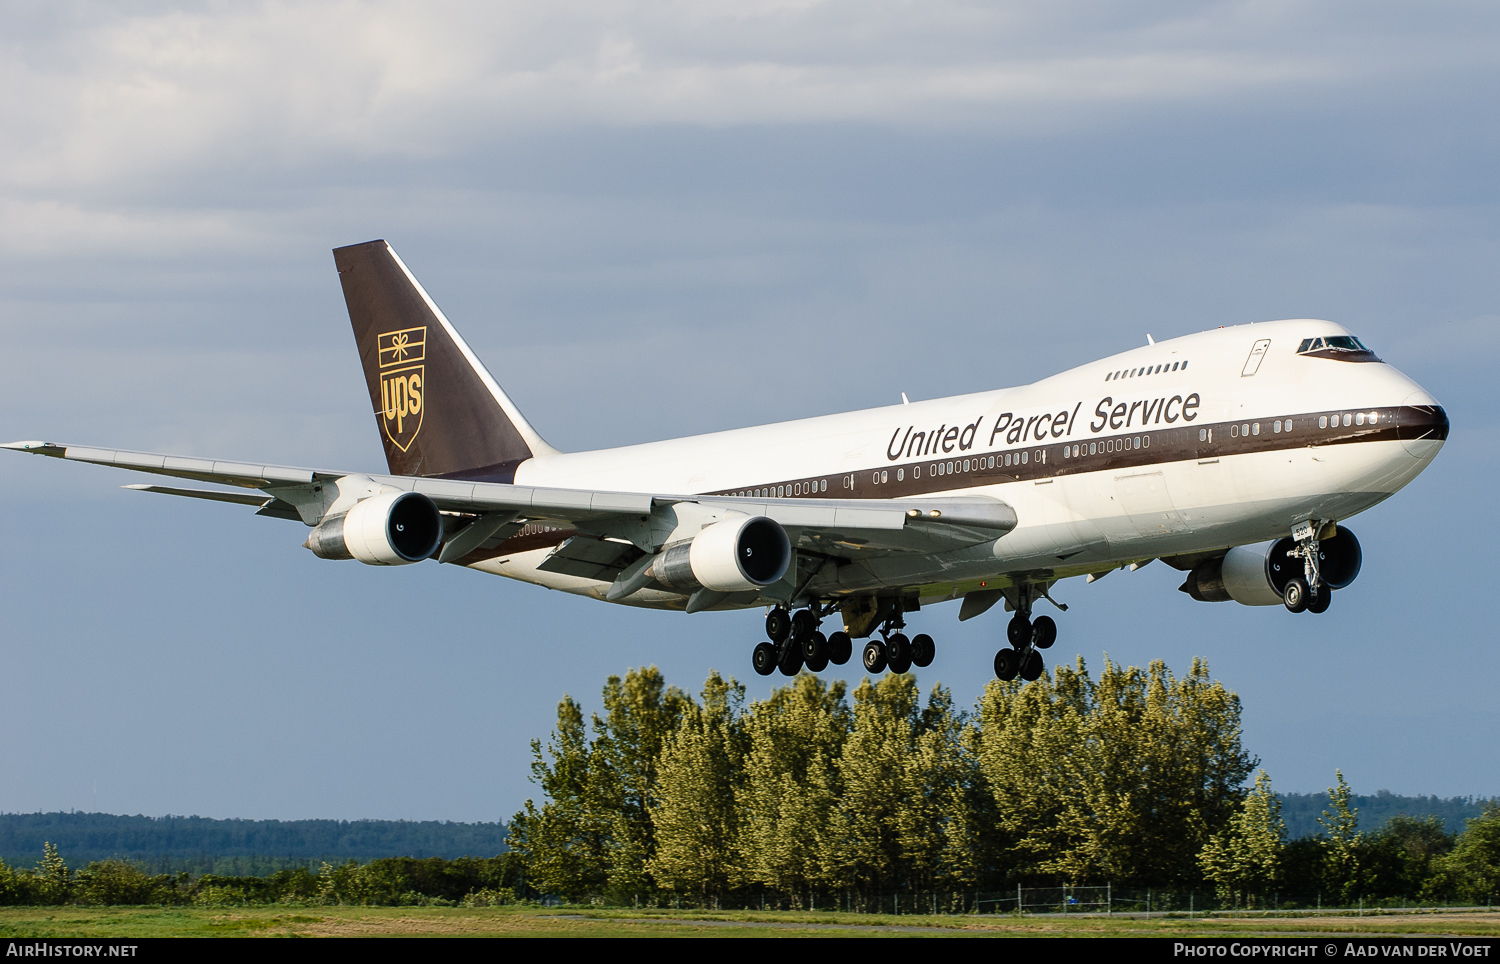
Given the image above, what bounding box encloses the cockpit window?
[1297,335,1381,362]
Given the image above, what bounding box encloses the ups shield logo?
[377,327,425,451]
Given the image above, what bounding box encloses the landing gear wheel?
[1308,583,1332,614]
[862,640,888,674]
[827,632,853,666]
[1007,613,1032,647]
[777,641,804,676]
[886,633,911,669]
[1031,616,1057,650]
[803,632,829,672]
[911,633,935,668]
[766,608,792,643]
[1283,577,1310,614]
[886,633,912,674]
[1020,649,1045,682]
[752,642,777,677]
[790,608,818,642]
[994,648,1020,681]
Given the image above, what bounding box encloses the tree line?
[1,660,1495,909]
[506,661,1500,910]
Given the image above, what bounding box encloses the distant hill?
[0,812,508,875]
[1279,791,1497,838]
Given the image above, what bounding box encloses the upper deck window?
[1296,335,1381,363]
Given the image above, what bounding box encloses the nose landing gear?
[1284,520,1335,615]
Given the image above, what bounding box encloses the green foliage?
[978,658,1253,886]
[737,674,850,903]
[647,672,746,904]
[1427,803,1500,903]
[1199,770,1285,907]
[507,667,689,902]
[1319,770,1367,903]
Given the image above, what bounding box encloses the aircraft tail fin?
[333,239,558,482]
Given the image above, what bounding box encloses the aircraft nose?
[1398,390,1448,459]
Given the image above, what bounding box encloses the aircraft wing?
[3,440,1017,558]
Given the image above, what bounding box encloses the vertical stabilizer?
[333,239,559,482]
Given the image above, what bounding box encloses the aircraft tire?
[828,632,853,665]
[887,633,911,667]
[803,630,828,663]
[752,642,778,677]
[1283,577,1311,613]
[766,608,792,644]
[994,648,1020,681]
[790,608,818,643]
[1308,583,1332,614]
[1031,616,1057,650]
[1020,650,1045,682]
[862,640,888,674]
[805,651,829,673]
[1007,613,1032,647]
[911,633,935,668]
[778,643,804,676]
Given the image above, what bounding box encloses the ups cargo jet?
[5,241,1449,682]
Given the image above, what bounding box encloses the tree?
[978,658,1254,886]
[1319,770,1366,904]
[507,667,690,902]
[1199,770,1285,907]
[647,672,746,905]
[1428,804,1500,904]
[35,842,70,905]
[738,673,850,906]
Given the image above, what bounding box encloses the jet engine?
[650,516,791,593]
[304,491,443,565]
[1180,525,1362,605]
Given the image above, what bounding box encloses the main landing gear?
[1282,521,1334,615]
[752,605,854,677]
[751,600,937,677]
[859,600,935,676]
[993,586,1057,683]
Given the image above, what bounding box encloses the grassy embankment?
[3,906,1499,938]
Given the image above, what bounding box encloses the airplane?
[4,240,1449,682]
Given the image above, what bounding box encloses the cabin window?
[1200,428,1207,441]
[1022,451,1029,464]
[1252,423,1260,435]
[1355,412,1365,426]
[897,468,904,481]
[1342,413,1352,427]
[1230,424,1238,437]
[1318,416,1328,429]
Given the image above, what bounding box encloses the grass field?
[3,906,1499,938]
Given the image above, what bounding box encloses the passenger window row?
[1062,436,1150,458]
[1105,360,1188,381]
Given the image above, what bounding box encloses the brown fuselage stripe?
[706,405,1449,502]
[473,405,1447,564]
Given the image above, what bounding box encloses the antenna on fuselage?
[901,393,911,405]
[1146,334,1156,345]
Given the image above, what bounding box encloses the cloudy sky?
[1,1,1496,823]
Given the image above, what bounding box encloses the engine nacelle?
[304,491,443,565]
[1180,525,1362,605]
[650,516,791,593]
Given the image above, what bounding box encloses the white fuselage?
[472,320,1445,610]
